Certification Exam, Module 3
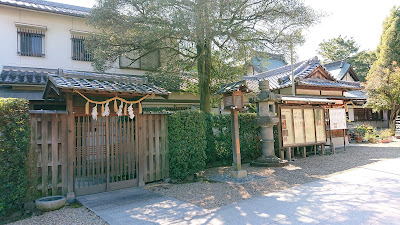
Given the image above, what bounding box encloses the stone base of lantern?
[250,156,288,167]
[230,170,248,178]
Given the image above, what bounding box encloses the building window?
[17,28,45,57]
[71,35,92,61]
[354,108,383,121]
[119,50,161,71]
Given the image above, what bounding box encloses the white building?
[0,0,199,109]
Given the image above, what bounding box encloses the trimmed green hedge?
[208,113,262,166]
[0,98,30,217]
[168,111,207,180]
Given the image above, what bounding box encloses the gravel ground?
[8,141,400,224]
[7,206,108,225]
[145,141,400,209]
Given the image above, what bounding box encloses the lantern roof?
[217,80,252,94]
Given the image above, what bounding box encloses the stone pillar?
[250,80,288,167]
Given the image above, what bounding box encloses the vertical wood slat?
[155,115,160,181]
[41,115,49,196]
[106,117,110,190]
[61,114,68,195]
[96,117,101,185]
[160,115,167,179]
[92,117,95,186]
[110,117,114,183]
[67,93,75,194]
[165,115,169,178]
[128,118,132,180]
[136,115,141,183]
[77,117,82,188]
[29,114,38,195]
[81,116,89,187]
[148,115,154,182]
[119,116,123,181]
[51,114,59,195]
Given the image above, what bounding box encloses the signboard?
[280,107,326,147]
[329,108,347,130]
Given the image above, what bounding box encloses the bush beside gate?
[0,98,31,217]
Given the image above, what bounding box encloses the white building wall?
[0,6,146,76]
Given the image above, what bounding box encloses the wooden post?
[302,146,306,158]
[288,147,292,161]
[231,109,241,171]
[343,129,346,151]
[66,93,75,201]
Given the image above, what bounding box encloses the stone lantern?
[217,80,252,178]
[250,80,288,167]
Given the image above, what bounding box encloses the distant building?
[246,53,287,77]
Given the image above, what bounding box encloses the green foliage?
[87,0,318,113]
[167,111,207,180]
[317,35,359,62]
[365,64,400,131]
[363,127,377,140]
[354,124,373,137]
[379,129,394,140]
[0,98,30,217]
[348,50,377,81]
[370,6,400,71]
[168,111,264,176]
[206,113,262,166]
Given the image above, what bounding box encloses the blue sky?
[57,0,398,61]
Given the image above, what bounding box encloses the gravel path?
[7,206,108,225]
[8,141,400,224]
[144,141,400,209]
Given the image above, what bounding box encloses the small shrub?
[208,113,261,165]
[0,98,30,217]
[168,111,207,180]
[379,129,394,140]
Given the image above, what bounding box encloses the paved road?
[77,158,400,225]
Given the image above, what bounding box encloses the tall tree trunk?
[389,108,399,132]
[195,0,211,113]
[197,42,211,113]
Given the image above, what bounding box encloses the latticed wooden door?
[74,115,138,196]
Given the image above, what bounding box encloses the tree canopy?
[365,63,400,131]
[348,50,377,81]
[87,0,319,113]
[369,6,400,76]
[317,35,359,63]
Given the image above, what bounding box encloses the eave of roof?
[0,0,90,18]
[44,69,170,99]
[243,56,361,92]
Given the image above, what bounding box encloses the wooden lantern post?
[218,81,252,178]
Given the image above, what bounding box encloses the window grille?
[17,28,45,57]
[71,35,92,61]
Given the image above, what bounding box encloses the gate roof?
[43,69,170,99]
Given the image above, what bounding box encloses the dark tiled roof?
[298,78,361,89]
[243,56,361,92]
[344,90,367,99]
[323,60,360,81]
[217,80,252,94]
[248,53,287,73]
[0,66,57,85]
[48,69,170,95]
[0,0,90,17]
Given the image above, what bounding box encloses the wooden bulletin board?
[279,106,326,147]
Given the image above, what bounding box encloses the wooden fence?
[30,113,68,196]
[30,112,168,197]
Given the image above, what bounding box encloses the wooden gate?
[74,115,138,196]
[30,112,169,197]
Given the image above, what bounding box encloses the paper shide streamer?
[73,90,149,120]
